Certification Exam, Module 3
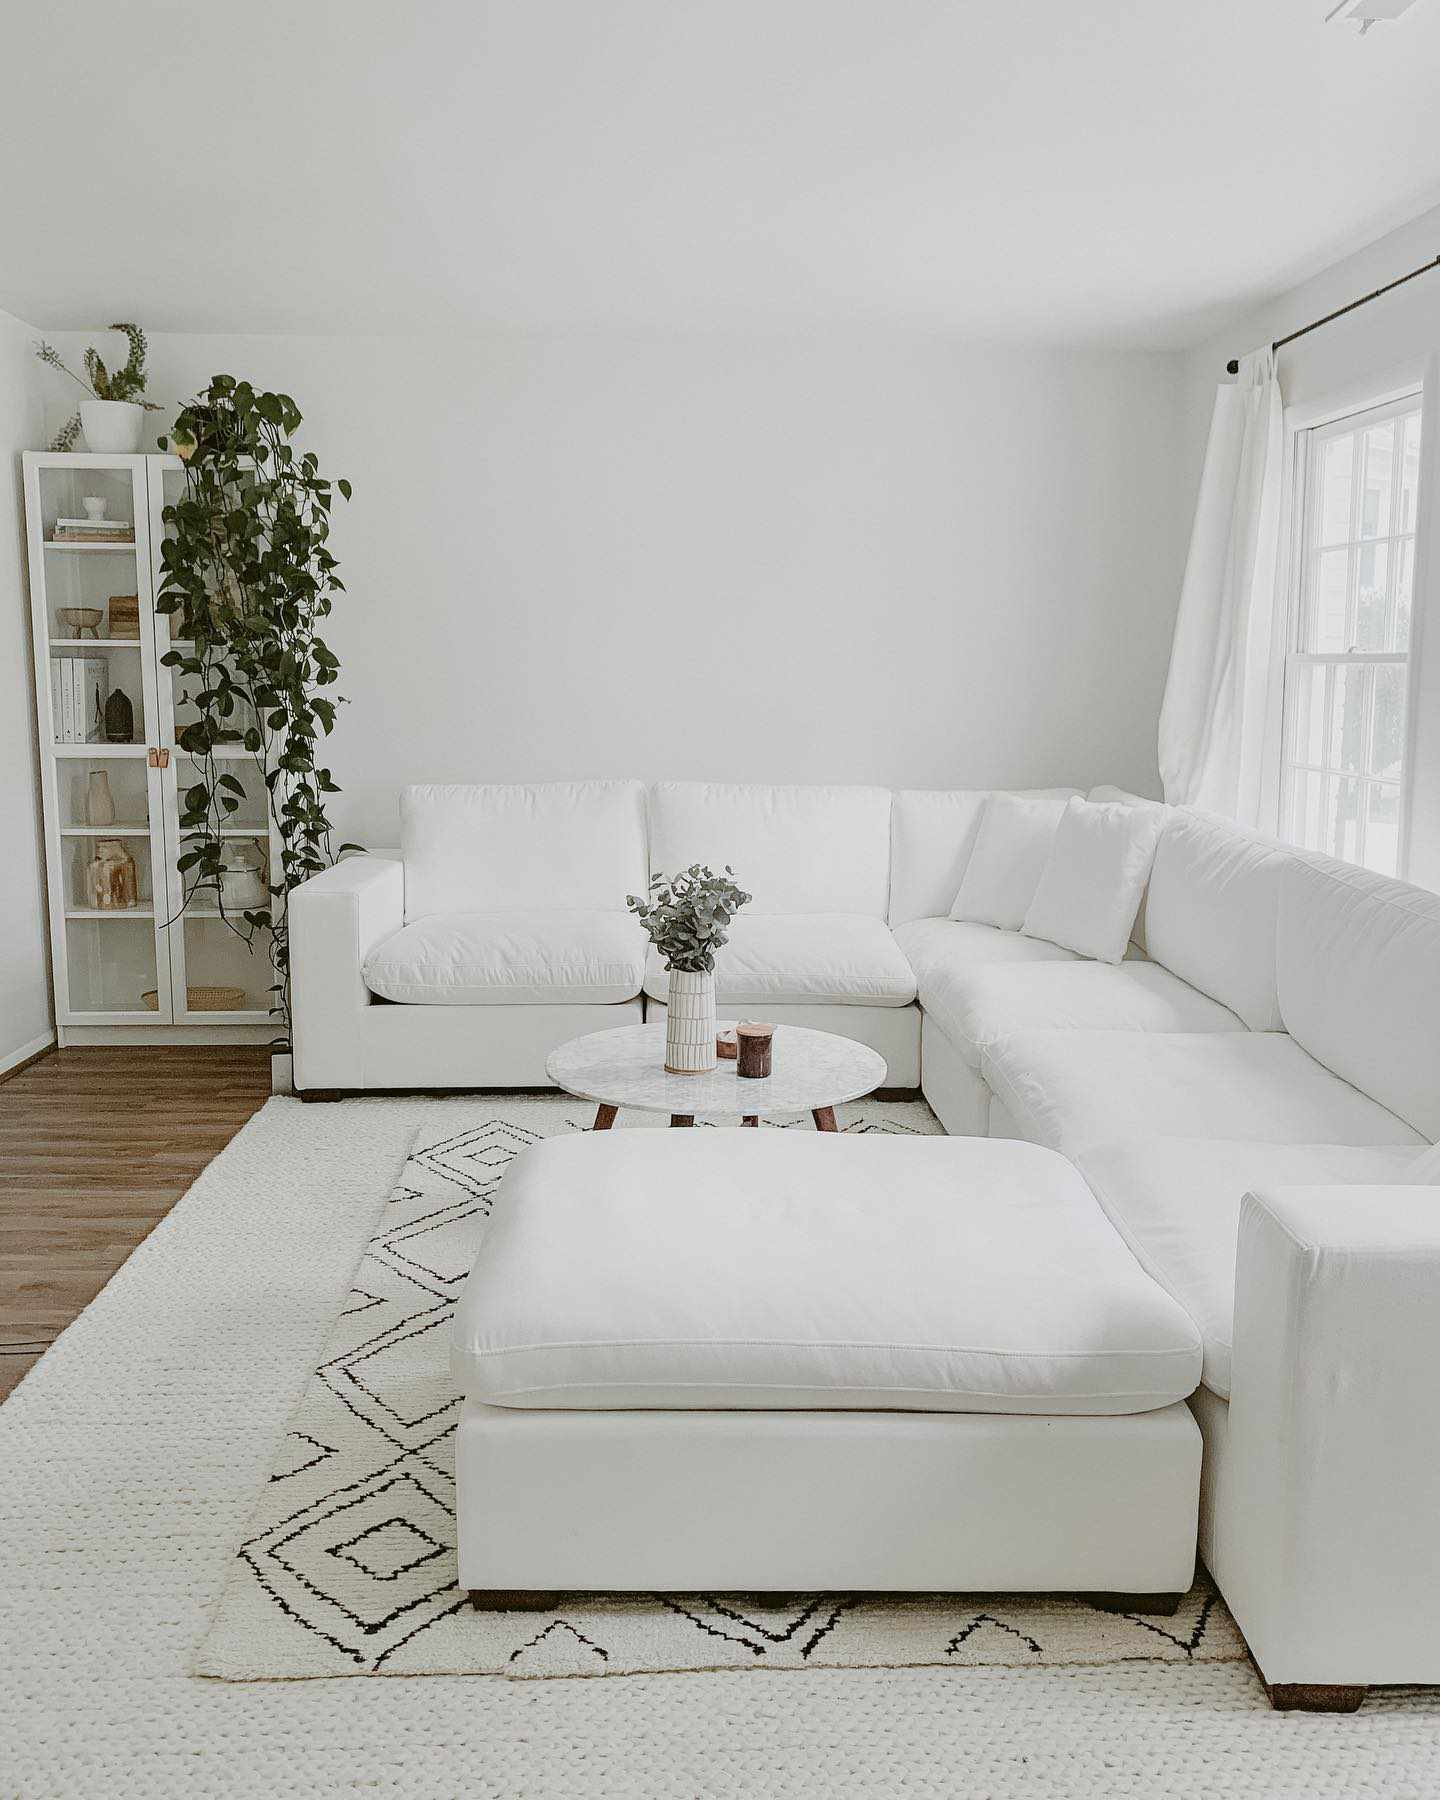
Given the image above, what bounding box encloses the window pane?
[1289,663,1327,768]
[1305,547,1351,651]
[1330,665,1370,773]
[1319,433,1355,543]
[1400,411,1422,533]
[1288,767,1324,850]
[1394,537,1415,653]
[1370,664,1407,782]
[1354,540,1391,650]
[1363,783,1402,877]
[1359,420,1395,539]
[1283,401,1419,876]
[1326,777,1363,863]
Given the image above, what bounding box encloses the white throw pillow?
[950,793,1069,931]
[1021,798,1165,963]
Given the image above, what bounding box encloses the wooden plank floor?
[0,1046,272,1401]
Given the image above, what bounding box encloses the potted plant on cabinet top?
[628,865,751,1073]
[35,323,162,453]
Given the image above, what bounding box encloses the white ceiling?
[3,0,1439,347]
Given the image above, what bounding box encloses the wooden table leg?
[671,1114,695,1127]
[593,1103,619,1130]
[742,1116,759,1127]
[813,1106,839,1132]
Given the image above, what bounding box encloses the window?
[1279,395,1422,875]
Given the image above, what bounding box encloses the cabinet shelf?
[49,638,143,651]
[44,541,137,554]
[65,906,155,920]
[60,825,150,838]
[53,743,147,758]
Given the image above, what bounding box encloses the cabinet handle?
[147,748,159,768]
[147,748,172,769]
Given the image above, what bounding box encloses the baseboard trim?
[0,1032,56,1085]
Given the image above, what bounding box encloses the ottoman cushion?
[451,1132,1202,1415]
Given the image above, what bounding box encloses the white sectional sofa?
[291,776,1440,1704]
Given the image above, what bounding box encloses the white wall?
[1181,201,1440,887]
[42,330,1189,848]
[0,309,52,1069]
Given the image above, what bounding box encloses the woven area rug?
[9,1096,1439,1798]
[196,1097,1244,1682]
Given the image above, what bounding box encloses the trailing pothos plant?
[156,376,357,1042]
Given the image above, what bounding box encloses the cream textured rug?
[5,1096,1439,1799]
[197,1097,1243,1681]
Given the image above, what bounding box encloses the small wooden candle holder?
[716,1028,738,1061]
[736,1022,775,1079]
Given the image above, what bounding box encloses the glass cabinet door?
[30,457,171,1022]
[148,459,276,1024]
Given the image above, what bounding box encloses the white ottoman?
[452,1131,1203,1605]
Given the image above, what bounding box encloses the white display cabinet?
[25,452,275,1044]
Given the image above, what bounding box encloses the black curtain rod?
[1225,252,1440,375]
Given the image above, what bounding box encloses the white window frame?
[1271,386,1423,875]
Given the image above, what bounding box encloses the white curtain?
[1158,347,1284,822]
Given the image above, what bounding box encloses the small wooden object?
[716,1028,738,1060]
[85,839,138,909]
[107,594,140,639]
[58,606,102,639]
[736,1022,775,1080]
[1264,1681,1367,1713]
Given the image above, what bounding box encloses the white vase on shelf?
[80,401,144,454]
[665,967,717,1074]
[85,769,116,826]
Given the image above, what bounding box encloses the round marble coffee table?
[546,1022,887,1131]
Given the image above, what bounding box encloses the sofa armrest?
[1224,1183,1440,1686]
[290,855,404,1091]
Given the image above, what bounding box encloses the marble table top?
[546,1022,888,1116]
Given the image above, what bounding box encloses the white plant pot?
[271,1052,294,1096]
[80,400,144,454]
[665,968,717,1074]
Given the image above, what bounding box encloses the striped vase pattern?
[665,968,717,1073]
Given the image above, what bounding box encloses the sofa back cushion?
[400,781,648,920]
[647,782,891,916]
[1144,810,1288,1031]
[1276,852,1440,1139]
[889,787,1079,926]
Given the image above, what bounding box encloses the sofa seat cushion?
[643,914,917,1008]
[893,916,1079,996]
[1075,1138,1426,1399]
[925,960,1244,1071]
[982,1031,1424,1157]
[364,911,646,1005]
[452,1132,1202,1413]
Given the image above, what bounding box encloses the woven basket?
[142,985,248,1012]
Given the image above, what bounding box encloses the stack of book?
[50,516,135,545]
[51,657,109,744]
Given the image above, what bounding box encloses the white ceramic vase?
[665,967,717,1074]
[85,769,116,826]
[80,400,144,454]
